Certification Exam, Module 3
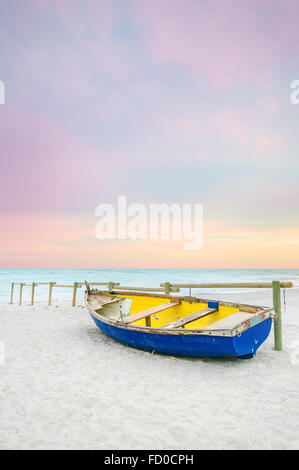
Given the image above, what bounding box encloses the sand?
[0,291,298,450]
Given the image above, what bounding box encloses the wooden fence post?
[9,282,14,304]
[72,282,78,307]
[48,282,54,306]
[272,280,282,351]
[164,282,170,296]
[31,282,35,306]
[108,282,114,293]
[19,283,24,306]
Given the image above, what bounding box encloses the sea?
[1,269,299,304]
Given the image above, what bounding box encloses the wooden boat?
[85,287,273,359]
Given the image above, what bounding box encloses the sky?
[0,0,299,268]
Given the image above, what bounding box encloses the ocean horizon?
[1,268,299,303]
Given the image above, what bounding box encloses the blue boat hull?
[89,314,272,359]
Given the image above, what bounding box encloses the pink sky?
[0,0,298,268]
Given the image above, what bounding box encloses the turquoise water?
[1,269,299,303]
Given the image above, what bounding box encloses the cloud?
[0,106,123,211]
[212,109,285,154]
[0,0,298,269]
[1,213,299,268]
[130,0,299,86]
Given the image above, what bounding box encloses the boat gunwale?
[85,290,273,338]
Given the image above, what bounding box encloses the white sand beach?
[2,0,299,453]
[0,290,298,450]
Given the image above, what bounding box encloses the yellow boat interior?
[87,290,264,331]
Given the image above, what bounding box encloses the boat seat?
[163,308,217,329]
[201,311,257,330]
[122,301,180,326]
